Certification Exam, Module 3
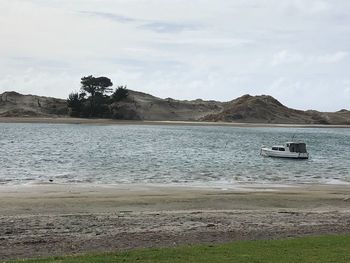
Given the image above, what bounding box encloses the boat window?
[295,143,307,153]
[289,144,295,152]
[278,148,285,151]
[289,143,307,153]
[272,147,278,151]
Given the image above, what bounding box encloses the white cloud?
[316,51,348,63]
[282,0,332,16]
[271,50,349,66]
[271,50,304,66]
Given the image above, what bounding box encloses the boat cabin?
[271,146,285,151]
[286,142,307,153]
[270,143,307,153]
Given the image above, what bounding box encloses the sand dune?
[0,90,349,124]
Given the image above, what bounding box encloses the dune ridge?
[0,90,349,124]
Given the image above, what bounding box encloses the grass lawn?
[11,235,350,263]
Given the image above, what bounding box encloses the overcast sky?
[0,0,349,111]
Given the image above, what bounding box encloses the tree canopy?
[112,86,129,102]
[67,75,129,118]
[80,75,113,97]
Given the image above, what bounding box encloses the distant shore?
[1,116,350,128]
[1,183,350,260]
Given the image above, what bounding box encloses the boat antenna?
[291,133,296,141]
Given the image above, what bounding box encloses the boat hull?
[260,148,309,159]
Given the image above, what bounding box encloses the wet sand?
[1,116,350,128]
[0,183,349,260]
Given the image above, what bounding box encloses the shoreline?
[1,181,349,194]
[1,116,350,128]
[1,180,349,194]
[1,183,349,260]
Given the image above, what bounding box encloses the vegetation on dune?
[11,235,350,263]
[1,81,349,123]
[112,86,129,102]
[67,76,128,118]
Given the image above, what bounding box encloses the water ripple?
[0,123,349,185]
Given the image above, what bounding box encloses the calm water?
[0,123,349,186]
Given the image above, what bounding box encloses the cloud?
[283,0,332,16]
[1,0,350,111]
[157,37,253,47]
[271,50,349,66]
[102,57,185,71]
[80,10,202,34]
[6,56,71,70]
[271,50,304,66]
[138,22,200,33]
[80,11,136,23]
[265,76,350,111]
[316,51,348,63]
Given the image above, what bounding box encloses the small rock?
[206,223,216,227]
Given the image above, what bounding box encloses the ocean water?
[0,123,349,186]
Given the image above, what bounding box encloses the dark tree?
[112,86,129,102]
[67,92,82,117]
[81,75,113,96]
[67,76,132,119]
[80,75,113,116]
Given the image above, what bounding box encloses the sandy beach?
[1,116,350,128]
[0,183,349,260]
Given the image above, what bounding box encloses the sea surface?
[0,123,349,186]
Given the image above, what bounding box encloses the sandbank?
[0,183,349,260]
[1,116,350,128]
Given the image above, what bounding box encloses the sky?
[0,0,349,111]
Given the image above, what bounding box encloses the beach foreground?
[0,183,350,260]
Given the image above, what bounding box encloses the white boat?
[260,142,309,159]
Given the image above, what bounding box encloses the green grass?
[11,235,350,263]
